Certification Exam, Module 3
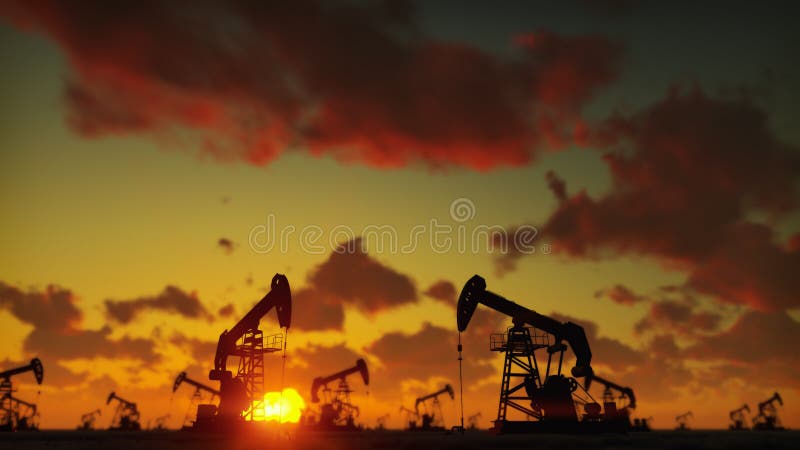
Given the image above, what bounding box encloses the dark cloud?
[0,282,81,331]
[545,170,567,202]
[491,223,540,276]
[633,299,722,337]
[289,288,345,332]
[367,322,496,384]
[0,1,621,170]
[305,238,417,315]
[1,281,158,363]
[507,88,800,311]
[217,237,236,254]
[169,333,217,363]
[25,327,158,362]
[685,310,800,365]
[594,284,646,306]
[423,280,457,306]
[104,285,212,324]
[217,303,235,318]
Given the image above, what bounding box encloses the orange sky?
[1,0,799,431]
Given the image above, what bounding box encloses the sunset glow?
[255,388,305,424]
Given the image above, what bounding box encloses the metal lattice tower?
[236,330,282,421]
[491,326,549,423]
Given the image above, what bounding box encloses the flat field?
[1,430,798,450]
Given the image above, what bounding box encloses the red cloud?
[0,1,621,170]
[540,88,800,311]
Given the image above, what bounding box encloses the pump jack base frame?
[491,419,628,435]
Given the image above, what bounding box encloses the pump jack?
[399,406,419,430]
[412,384,454,431]
[752,392,784,431]
[173,371,220,428]
[107,392,141,431]
[458,275,622,434]
[1,358,44,432]
[467,412,482,430]
[149,414,170,431]
[78,409,101,430]
[376,413,389,430]
[587,374,636,430]
[195,274,291,431]
[308,358,369,430]
[675,411,692,430]
[632,416,653,432]
[729,404,750,431]
[6,396,39,431]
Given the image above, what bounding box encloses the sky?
[1,0,799,430]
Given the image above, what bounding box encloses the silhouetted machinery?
[729,404,750,431]
[376,413,389,430]
[399,406,419,430]
[196,274,291,431]
[412,384,454,431]
[149,414,170,431]
[309,358,369,430]
[675,411,692,430]
[587,374,636,430]
[78,409,101,430]
[752,392,784,431]
[173,371,220,428]
[6,396,39,431]
[458,275,627,434]
[632,416,653,432]
[0,358,44,432]
[107,392,141,431]
[467,412,482,430]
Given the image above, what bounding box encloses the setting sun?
[254,388,306,423]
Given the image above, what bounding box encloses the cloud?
[217,238,236,254]
[510,87,800,311]
[0,1,621,170]
[169,333,217,363]
[306,238,417,315]
[0,282,81,331]
[423,280,457,306]
[289,288,345,331]
[594,284,646,306]
[491,223,541,276]
[217,303,235,318]
[685,310,800,365]
[367,322,496,385]
[25,327,158,362]
[1,281,158,364]
[104,285,212,324]
[633,299,722,337]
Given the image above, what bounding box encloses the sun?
[253,388,306,423]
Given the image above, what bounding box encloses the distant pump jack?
[107,392,141,431]
[306,358,369,431]
[675,411,693,431]
[410,384,454,431]
[0,358,44,432]
[752,392,785,431]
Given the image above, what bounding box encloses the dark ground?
[1,430,797,450]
